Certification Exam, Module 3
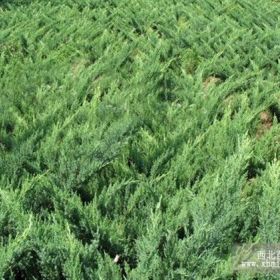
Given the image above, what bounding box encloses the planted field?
[1,0,280,279]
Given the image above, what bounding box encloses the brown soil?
[203,76,222,90]
[256,111,273,138]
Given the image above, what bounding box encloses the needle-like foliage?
[1,0,280,279]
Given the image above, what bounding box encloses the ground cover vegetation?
[1,0,280,279]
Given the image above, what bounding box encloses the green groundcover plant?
[1,0,280,279]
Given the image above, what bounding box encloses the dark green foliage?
[1,0,280,279]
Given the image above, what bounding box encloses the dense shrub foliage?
[1,0,280,279]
